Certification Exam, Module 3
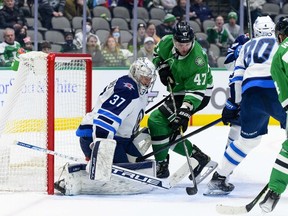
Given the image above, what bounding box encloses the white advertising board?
[0,69,231,115]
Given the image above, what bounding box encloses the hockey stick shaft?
[168,81,197,195]
[246,0,253,38]
[136,117,222,162]
[216,184,269,214]
[145,94,170,114]
[15,140,188,190]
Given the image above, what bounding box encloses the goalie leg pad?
[87,139,116,181]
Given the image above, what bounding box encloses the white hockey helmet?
[253,16,275,37]
[128,57,156,95]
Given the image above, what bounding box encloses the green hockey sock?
[172,139,193,156]
[268,142,288,194]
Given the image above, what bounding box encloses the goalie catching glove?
[222,98,240,125]
[170,107,192,133]
[158,62,175,86]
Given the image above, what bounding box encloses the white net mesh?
[0,52,91,192]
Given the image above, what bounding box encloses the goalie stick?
[216,184,269,215]
[14,140,195,191]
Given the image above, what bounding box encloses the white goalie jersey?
[76,75,148,140]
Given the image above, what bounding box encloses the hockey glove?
[222,98,240,125]
[170,108,192,133]
[158,63,174,86]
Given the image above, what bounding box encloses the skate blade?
[203,189,231,196]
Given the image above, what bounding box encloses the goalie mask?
[128,57,156,95]
[253,16,275,38]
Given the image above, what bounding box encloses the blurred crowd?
[0,0,287,68]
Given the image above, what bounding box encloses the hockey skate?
[259,189,280,213]
[203,171,235,196]
[189,145,218,184]
[156,154,170,178]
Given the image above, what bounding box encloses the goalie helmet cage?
[0,52,92,195]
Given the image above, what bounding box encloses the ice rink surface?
[1,125,288,216]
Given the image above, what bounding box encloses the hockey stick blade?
[216,184,269,214]
[186,187,197,195]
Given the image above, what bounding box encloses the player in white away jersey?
[204,16,287,196]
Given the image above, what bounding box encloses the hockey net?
[0,52,92,194]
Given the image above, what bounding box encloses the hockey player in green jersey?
[258,17,288,213]
[148,21,216,180]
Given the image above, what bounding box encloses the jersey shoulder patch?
[115,76,139,99]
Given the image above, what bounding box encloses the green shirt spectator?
[0,27,21,67]
[207,16,229,56]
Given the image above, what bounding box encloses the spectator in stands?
[145,22,160,44]
[191,0,214,23]
[172,0,197,22]
[223,11,241,44]
[110,26,133,58]
[128,23,146,53]
[117,0,143,17]
[15,0,30,16]
[38,0,66,29]
[64,0,91,21]
[86,34,104,67]
[87,0,107,9]
[102,35,129,67]
[0,28,21,67]
[73,17,101,50]
[159,0,177,12]
[0,0,28,37]
[15,26,28,47]
[10,36,33,71]
[111,26,121,44]
[197,38,218,67]
[156,14,176,38]
[40,40,52,53]
[60,32,78,53]
[137,36,155,61]
[22,36,33,51]
[207,15,229,56]
[243,0,265,29]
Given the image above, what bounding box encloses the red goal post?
[0,52,92,194]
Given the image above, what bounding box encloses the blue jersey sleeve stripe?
[93,119,116,135]
[76,129,93,137]
[224,152,240,166]
[230,142,247,158]
[230,76,243,83]
[98,109,122,125]
[234,65,246,71]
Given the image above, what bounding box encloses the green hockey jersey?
[153,34,213,111]
[270,37,288,111]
